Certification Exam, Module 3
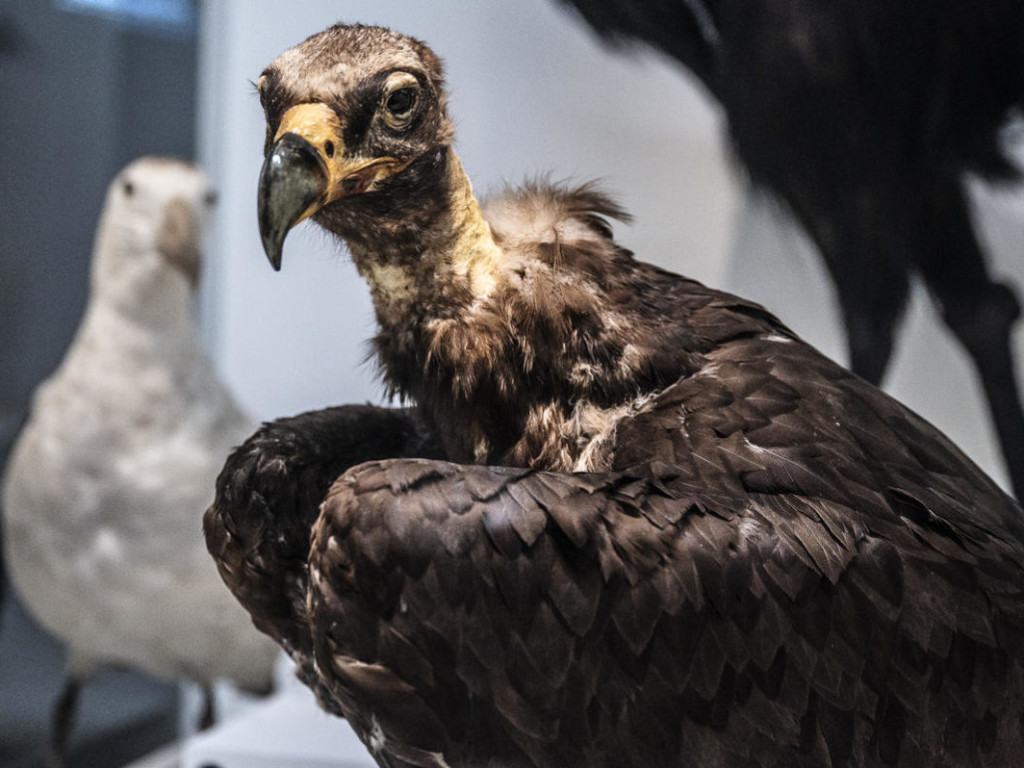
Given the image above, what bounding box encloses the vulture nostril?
[324,140,335,158]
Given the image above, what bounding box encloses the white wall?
[196,0,738,421]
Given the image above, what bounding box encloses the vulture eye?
[386,88,416,116]
[381,72,421,129]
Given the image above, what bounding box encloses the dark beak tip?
[260,229,284,272]
[258,226,285,272]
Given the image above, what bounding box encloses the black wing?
[203,404,441,711]
[307,447,1024,768]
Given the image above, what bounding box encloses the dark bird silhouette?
[556,0,1024,501]
[206,24,1024,767]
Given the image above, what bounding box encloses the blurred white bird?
[1,157,278,766]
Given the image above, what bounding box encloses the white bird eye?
[123,180,135,197]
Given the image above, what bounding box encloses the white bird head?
[91,157,217,318]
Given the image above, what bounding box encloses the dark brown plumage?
[205,23,1024,767]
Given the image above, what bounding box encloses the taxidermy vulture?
[206,24,1024,768]
[556,0,1024,501]
[2,158,278,766]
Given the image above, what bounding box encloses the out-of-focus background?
[1,0,1022,766]
[1,1,199,765]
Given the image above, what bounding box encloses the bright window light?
[59,0,196,31]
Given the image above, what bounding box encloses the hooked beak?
[258,132,326,271]
[256,102,411,271]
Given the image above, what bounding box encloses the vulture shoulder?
[411,181,797,470]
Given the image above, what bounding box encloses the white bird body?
[2,158,277,693]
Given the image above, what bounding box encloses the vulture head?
[257,24,454,271]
